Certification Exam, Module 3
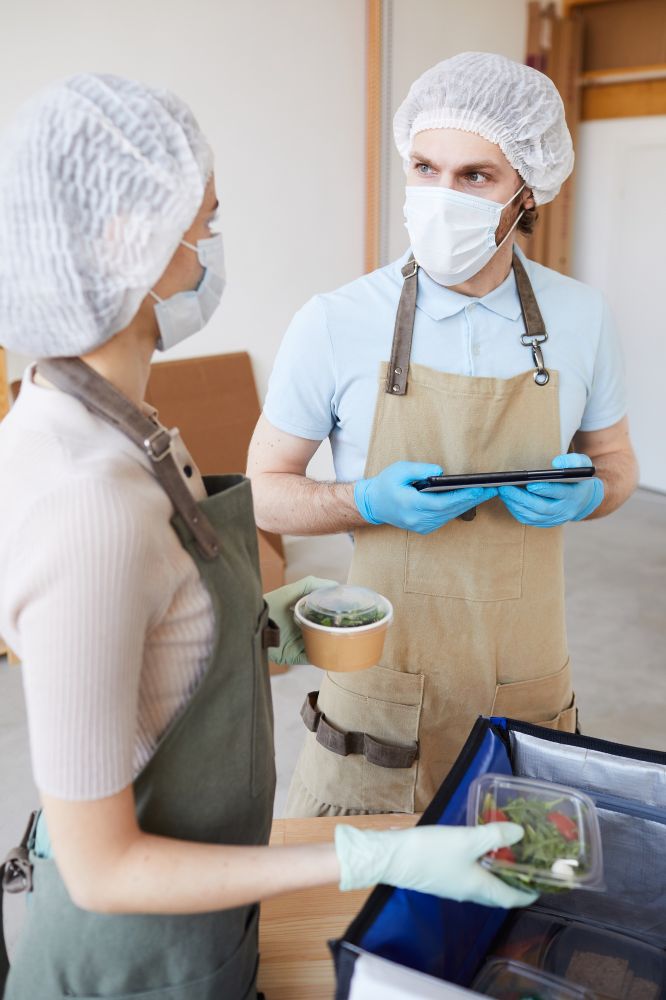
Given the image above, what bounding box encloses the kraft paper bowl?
[294,595,393,672]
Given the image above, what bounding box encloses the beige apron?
[286,254,576,817]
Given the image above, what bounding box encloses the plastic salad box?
[466,774,604,894]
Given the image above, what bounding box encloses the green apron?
[0,358,276,999]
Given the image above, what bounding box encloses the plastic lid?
[473,958,595,999]
[466,774,604,893]
[301,585,387,628]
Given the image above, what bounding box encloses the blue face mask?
[150,233,226,351]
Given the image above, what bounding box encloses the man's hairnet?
[0,73,213,358]
[393,52,574,205]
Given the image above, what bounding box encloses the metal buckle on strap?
[529,339,550,386]
[2,847,32,894]
[521,330,548,346]
[401,258,418,279]
[1,811,38,895]
[301,692,419,770]
[143,428,172,462]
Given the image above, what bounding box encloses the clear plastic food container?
[545,923,666,1000]
[472,958,594,999]
[294,585,393,671]
[489,911,666,999]
[466,774,604,893]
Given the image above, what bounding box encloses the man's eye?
[415,163,435,175]
[467,172,487,184]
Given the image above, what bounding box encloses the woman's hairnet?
[0,73,213,358]
[393,52,574,205]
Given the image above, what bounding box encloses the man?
[247,52,638,817]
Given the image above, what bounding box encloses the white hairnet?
[0,73,213,358]
[393,52,574,205]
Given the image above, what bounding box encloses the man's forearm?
[251,472,367,535]
[588,448,638,518]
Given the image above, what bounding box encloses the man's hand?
[354,461,497,534]
[499,454,603,527]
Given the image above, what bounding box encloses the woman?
[0,74,535,999]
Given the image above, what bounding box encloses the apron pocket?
[404,498,525,602]
[491,657,575,731]
[297,668,424,813]
[251,602,276,798]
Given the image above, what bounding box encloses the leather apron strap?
[386,257,419,397]
[513,253,551,386]
[37,358,220,560]
[300,692,418,769]
[385,251,551,396]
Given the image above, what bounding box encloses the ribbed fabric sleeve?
[0,372,215,800]
[13,476,154,797]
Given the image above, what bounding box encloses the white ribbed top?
[0,368,215,800]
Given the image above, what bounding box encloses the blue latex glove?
[354,461,497,535]
[498,453,604,528]
[265,576,337,665]
[335,822,538,908]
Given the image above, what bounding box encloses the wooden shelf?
[564,0,614,10]
[582,77,666,118]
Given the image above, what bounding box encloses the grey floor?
[1,489,665,952]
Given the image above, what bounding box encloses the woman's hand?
[265,576,337,665]
[335,822,538,908]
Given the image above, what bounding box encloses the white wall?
[0,0,530,482]
[386,0,528,261]
[0,0,366,399]
[572,116,666,493]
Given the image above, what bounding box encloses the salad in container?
[293,585,393,671]
[467,774,604,894]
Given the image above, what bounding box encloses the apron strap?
[513,252,547,341]
[385,250,551,395]
[37,359,220,561]
[385,256,418,397]
[300,692,419,769]
[513,252,551,386]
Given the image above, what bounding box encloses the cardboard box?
[145,352,286,594]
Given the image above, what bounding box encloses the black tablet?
[411,466,596,492]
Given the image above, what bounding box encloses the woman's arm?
[42,788,340,914]
[42,786,536,914]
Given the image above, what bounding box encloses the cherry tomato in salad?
[489,846,517,863]
[482,808,509,823]
[547,811,578,841]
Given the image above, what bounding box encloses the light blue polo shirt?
[263,247,626,484]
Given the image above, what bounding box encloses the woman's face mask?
[150,233,226,351]
[403,182,525,287]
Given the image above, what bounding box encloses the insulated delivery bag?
[332,716,666,999]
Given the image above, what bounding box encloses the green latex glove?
[264,576,338,665]
[335,822,538,909]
